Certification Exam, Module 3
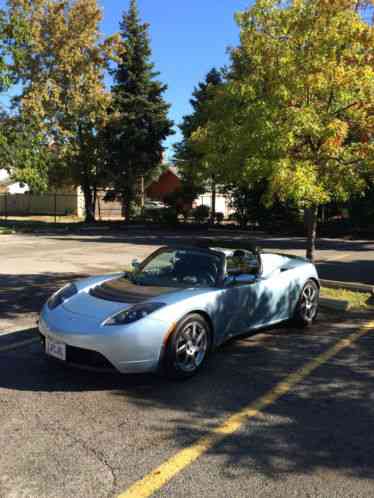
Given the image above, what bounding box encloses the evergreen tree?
[174,68,224,222]
[108,0,174,220]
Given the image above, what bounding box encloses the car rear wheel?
[294,279,319,326]
[164,314,212,380]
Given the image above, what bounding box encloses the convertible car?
[39,245,319,378]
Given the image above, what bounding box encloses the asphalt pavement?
[1,229,373,331]
[1,313,374,497]
[1,229,374,497]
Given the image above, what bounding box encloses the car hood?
[61,277,176,321]
[89,277,176,304]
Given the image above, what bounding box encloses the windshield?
[130,248,221,288]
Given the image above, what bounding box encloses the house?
[0,169,29,194]
[146,166,234,218]
[146,166,181,202]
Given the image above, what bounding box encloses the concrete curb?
[0,325,38,337]
[320,297,351,312]
[320,279,374,295]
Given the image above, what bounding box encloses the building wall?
[195,193,234,218]
[146,170,181,201]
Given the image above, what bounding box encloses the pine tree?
[108,0,174,220]
[174,68,224,222]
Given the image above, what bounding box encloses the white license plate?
[45,338,66,361]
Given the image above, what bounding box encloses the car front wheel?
[164,313,212,380]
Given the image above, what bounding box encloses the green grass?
[0,227,13,234]
[321,286,374,310]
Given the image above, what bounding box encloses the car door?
[221,278,263,336]
[222,253,294,337]
[252,266,293,328]
[219,250,264,336]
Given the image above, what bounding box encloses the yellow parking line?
[118,319,374,498]
[0,338,39,353]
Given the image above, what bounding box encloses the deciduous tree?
[6,0,118,221]
[0,114,52,192]
[193,0,374,260]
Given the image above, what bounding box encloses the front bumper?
[39,305,170,374]
[39,333,116,372]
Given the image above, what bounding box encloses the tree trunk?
[83,187,95,223]
[210,182,216,224]
[122,193,131,223]
[140,175,145,215]
[304,206,318,261]
[123,163,133,223]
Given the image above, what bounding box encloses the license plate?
[45,338,66,361]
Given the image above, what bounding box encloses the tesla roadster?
[39,245,319,378]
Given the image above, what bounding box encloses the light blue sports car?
[39,245,319,379]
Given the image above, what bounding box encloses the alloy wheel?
[300,282,319,322]
[175,321,209,373]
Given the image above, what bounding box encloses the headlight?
[104,302,166,326]
[47,283,78,310]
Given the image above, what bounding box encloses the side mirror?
[235,274,257,285]
[224,274,257,286]
[131,258,141,271]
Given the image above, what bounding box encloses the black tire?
[293,279,320,327]
[164,313,212,380]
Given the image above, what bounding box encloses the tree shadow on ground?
[1,257,374,487]
[1,311,374,484]
[41,231,374,253]
[109,315,374,483]
[317,259,374,285]
[0,272,88,321]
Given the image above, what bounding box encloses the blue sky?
[101,0,251,157]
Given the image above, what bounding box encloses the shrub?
[215,212,224,224]
[192,205,210,223]
[161,207,179,225]
[144,208,163,223]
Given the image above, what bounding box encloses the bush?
[192,205,210,223]
[164,189,194,223]
[215,212,224,224]
[161,207,179,225]
[144,208,163,223]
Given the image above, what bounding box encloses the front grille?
[66,345,115,370]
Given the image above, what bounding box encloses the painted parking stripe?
[118,320,374,498]
[0,338,39,353]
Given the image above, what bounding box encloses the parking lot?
[1,230,374,497]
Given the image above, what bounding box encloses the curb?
[320,279,374,295]
[320,297,351,312]
[0,325,38,337]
